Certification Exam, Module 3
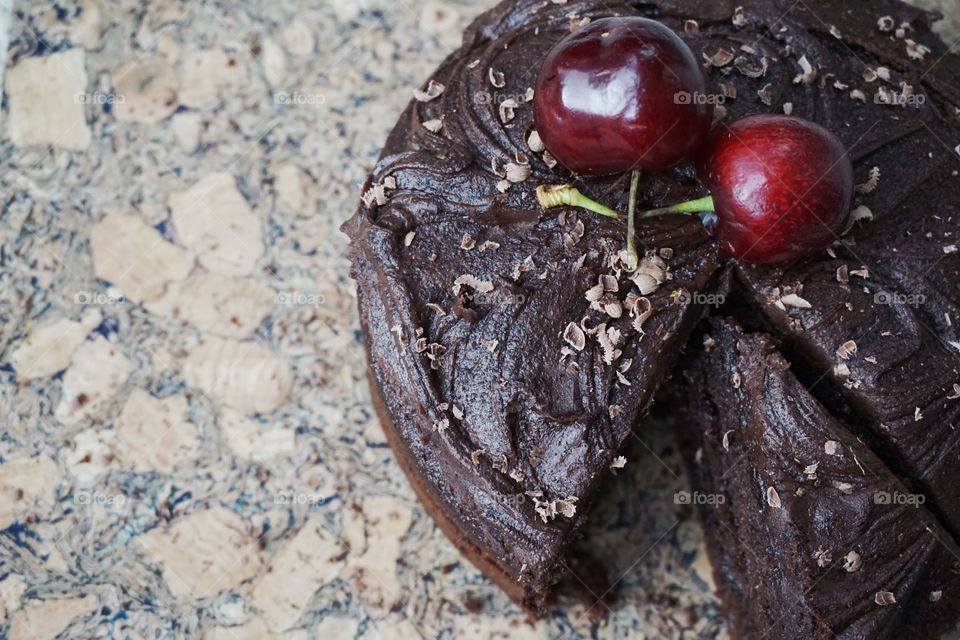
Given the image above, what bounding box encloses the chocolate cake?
[342,0,960,629]
[678,320,960,639]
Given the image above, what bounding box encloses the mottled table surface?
[0,1,958,639]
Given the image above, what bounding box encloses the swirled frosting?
[679,320,960,639]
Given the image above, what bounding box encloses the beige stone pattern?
[218,408,296,462]
[361,615,426,640]
[345,496,413,610]
[0,454,59,530]
[63,427,114,485]
[204,618,309,640]
[136,507,262,600]
[10,309,101,380]
[250,518,345,632]
[113,390,199,473]
[452,615,546,639]
[90,212,196,303]
[67,0,103,49]
[146,272,273,339]
[691,542,719,594]
[314,617,360,639]
[169,173,264,276]
[178,47,246,108]
[4,48,92,150]
[0,574,28,621]
[171,111,203,152]
[280,22,315,57]
[273,163,312,211]
[183,336,293,413]
[112,57,179,123]
[8,594,98,640]
[55,337,134,425]
[260,37,287,88]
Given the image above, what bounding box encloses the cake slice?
[342,0,736,613]
[729,0,960,542]
[346,203,721,611]
[678,320,960,639]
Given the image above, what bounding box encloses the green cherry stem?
[641,195,715,218]
[536,184,621,219]
[536,184,716,270]
[626,170,641,271]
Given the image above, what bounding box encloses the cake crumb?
[856,166,881,194]
[844,550,862,572]
[527,130,545,152]
[780,293,812,309]
[422,118,443,133]
[906,39,931,61]
[836,340,857,360]
[766,487,782,509]
[563,322,586,351]
[813,546,832,567]
[488,67,505,88]
[414,79,445,102]
[453,274,494,295]
[793,55,816,84]
[732,6,747,28]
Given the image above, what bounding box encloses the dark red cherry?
[698,115,854,263]
[533,17,714,175]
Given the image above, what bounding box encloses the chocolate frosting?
[343,0,960,614]
[679,320,960,640]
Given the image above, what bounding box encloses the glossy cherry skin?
[698,115,854,263]
[534,17,713,175]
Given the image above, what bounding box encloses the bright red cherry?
[534,17,714,175]
[698,115,854,263]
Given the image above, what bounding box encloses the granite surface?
[0,1,958,639]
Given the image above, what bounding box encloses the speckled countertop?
[0,1,958,639]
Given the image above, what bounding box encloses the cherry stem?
[537,181,706,270]
[626,170,641,271]
[536,184,621,219]
[641,195,715,218]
